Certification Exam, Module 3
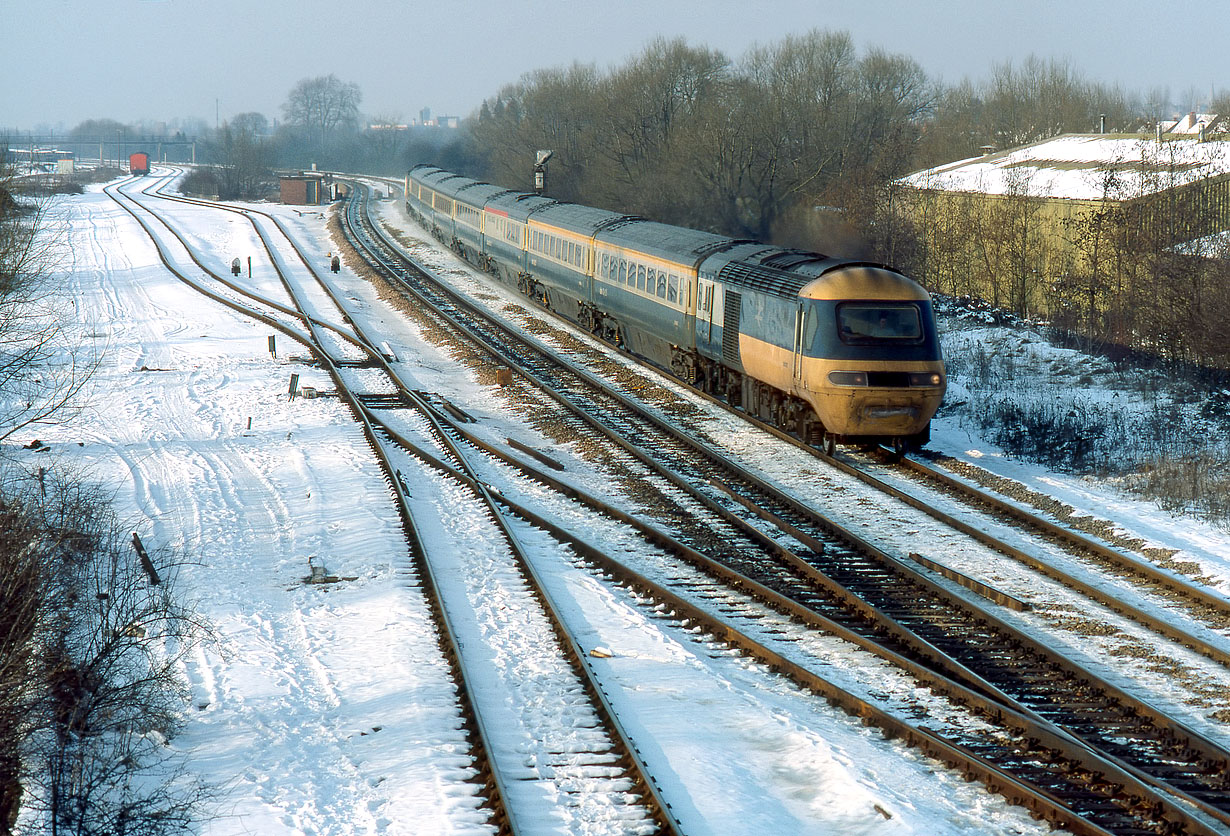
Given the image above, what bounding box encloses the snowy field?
[10,173,1229,834]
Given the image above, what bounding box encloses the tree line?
[64,34,1230,372]
[447,35,1230,374]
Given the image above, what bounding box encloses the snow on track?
[10,180,1074,835]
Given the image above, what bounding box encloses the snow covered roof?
[1162,112,1219,135]
[899,134,1230,201]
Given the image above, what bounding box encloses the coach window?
[618,260,627,284]
[667,273,679,303]
[656,271,667,298]
[635,264,645,292]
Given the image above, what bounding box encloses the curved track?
[342,180,1230,835]
[103,171,680,836]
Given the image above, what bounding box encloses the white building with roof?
[895,133,1230,316]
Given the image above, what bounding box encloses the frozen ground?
[9,173,1228,833]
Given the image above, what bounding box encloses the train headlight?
[827,371,868,386]
[908,372,944,387]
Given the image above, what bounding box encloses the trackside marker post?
[132,533,161,585]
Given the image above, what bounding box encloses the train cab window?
[836,304,924,344]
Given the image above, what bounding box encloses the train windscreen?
[835,303,923,344]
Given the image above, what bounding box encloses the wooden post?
[132,533,161,585]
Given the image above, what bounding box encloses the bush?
[175,168,220,198]
[940,311,1230,528]
[0,465,210,834]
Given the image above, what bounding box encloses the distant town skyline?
[3,0,1227,133]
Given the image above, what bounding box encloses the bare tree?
[281,74,362,152]
[472,63,602,200]
[0,471,53,833]
[228,112,269,141]
[0,151,92,441]
[209,121,273,200]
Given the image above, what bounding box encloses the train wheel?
[888,437,907,461]
[823,433,837,457]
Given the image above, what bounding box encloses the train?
[405,164,945,454]
[129,152,150,176]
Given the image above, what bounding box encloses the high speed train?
[405,164,945,454]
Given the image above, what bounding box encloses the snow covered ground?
[11,172,1228,833]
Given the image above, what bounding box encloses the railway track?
[103,172,680,836]
[341,180,1230,834]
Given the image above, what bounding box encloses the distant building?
[280,173,331,205]
[1161,112,1222,137]
[897,133,1230,312]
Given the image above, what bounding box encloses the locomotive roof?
[702,243,918,301]
[799,266,930,302]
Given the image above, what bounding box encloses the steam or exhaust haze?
[3,0,1226,131]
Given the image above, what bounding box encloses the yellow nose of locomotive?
[796,267,946,443]
[808,363,946,437]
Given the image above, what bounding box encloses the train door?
[696,276,721,360]
[792,303,806,386]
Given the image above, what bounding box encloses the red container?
[129,152,150,175]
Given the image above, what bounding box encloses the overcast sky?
[4,0,1227,134]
